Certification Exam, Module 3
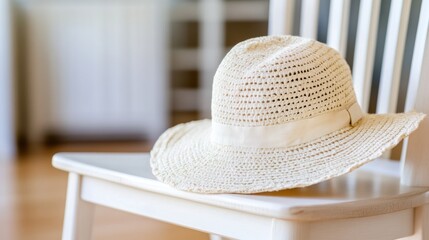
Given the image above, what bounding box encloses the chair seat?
[52,153,429,221]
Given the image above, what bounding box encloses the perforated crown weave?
[212,36,356,126]
[150,35,424,194]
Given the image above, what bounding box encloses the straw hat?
[150,35,424,194]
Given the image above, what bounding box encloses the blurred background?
[0,0,423,239]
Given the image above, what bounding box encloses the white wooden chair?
[53,0,429,239]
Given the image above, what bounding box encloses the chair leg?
[270,219,309,240]
[413,204,429,240]
[209,234,231,240]
[400,204,429,240]
[62,173,95,240]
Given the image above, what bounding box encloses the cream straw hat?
[150,35,425,194]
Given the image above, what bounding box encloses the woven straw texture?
[212,35,355,126]
[150,35,425,194]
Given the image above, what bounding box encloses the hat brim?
[150,112,424,194]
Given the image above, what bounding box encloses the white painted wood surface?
[209,234,230,240]
[400,0,429,188]
[53,153,428,220]
[300,0,320,39]
[199,0,224,118]
[403,0,429,113]
[224,1,268,21]
[376,0,412,114]
[399,204,429,240]
[268,0,295,35]
[82,176,275,240]
[0,0,15,159]
[53,153,429,239]
[269,209,414,240]
[414,204,429,240]
[305,209,413,240]
[352,0,381,112]
[326,0,350,57]
[171,0,267,22]
[24,0,169,143]
[62,173,95,240]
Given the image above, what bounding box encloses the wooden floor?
[0,142,209,240]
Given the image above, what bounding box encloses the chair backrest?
[269,0,429,186]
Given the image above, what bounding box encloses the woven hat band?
[211,102,364,148]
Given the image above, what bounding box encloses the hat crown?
[211,35,357,127]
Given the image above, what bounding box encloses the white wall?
[0,0,15,160]
[24,0,169,143]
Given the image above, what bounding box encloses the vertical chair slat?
[376,0,412,114]
[400,0,429,186]
[268,0,295,35]
[404,0,429,112]
[300,0,320,39]
[199,0,224,118]
[327,0,350,57]
[352,0,381,112]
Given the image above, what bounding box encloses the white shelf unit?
[170,0,269,118]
